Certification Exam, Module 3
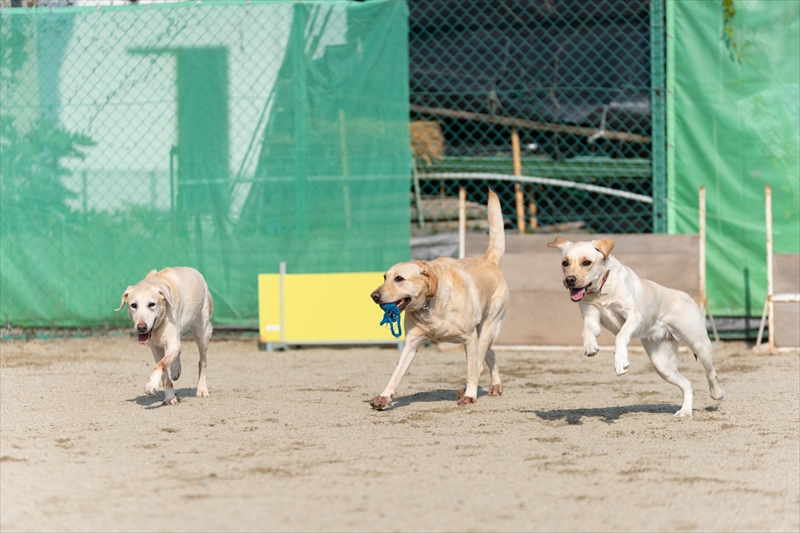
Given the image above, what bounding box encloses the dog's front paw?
[170,360,182,381]
[674,407,692,418]
[488,383,503,397]
[369,395,391,410]
[614,351,630,375]
[457,395,477,405]
[196,388,209,398]
[163,395,179,406]
[144,380,159,396]
[584,342,599,357]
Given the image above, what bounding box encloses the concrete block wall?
[773,254,800,348]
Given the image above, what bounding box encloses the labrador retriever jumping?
[547,237,725,417]
[116,267,213,405]
[369,189,509,409]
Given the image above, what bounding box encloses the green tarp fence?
[668,0,800,317]
[1,1,411,327]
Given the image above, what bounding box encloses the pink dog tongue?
[570,287,587,301]
[138,332,151,345]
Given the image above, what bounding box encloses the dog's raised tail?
[483,189,505,266]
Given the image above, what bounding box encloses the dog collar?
[586,270,609,295]
[413,298,432,314]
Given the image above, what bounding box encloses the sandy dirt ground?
[1,336,798,532]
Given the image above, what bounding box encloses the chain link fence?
[407,0,662,236]
[1,0,411,333]
[1,0,665,337]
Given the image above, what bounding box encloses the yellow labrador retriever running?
[548,237,725,417]
[369,189,509,409]
[116,267,213,405]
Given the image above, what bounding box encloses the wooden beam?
[511,127,526,234]
[410,104,651,144]
[458,186,466,259]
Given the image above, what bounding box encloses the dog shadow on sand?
[367,387,495,411]
[127,388,199,409]
[524,403,683,425]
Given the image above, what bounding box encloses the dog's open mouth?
[394,297,411,311]
[570,285,590,302]
[138,331,151,345]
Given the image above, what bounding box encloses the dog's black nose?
[565,275,577,287]
[136,322,148,333]
[370,291,381,303]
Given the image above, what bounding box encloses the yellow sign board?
[258,272,403,344]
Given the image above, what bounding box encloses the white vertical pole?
[339,109,348,177]
[458,186,466,259]
[279,261,286,345]
[699,186,707,308]
[765,185,775,352]
[698,186,719,342]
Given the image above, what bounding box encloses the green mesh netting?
[0,1,411,327]
[667,0,800,316]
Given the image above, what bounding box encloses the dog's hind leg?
[457,330,481,405]
[483,349,503,396]
[642,338,693,417]
[459,346,501,399]
[475,318,504,397]
[676,328,725,401]
[191,320,212,398]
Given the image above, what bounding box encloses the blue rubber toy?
[379,302,402,338]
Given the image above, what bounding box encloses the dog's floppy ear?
[592,238,615,259]
[547,237,572,250]
[419,263,438,298]
[115,287,133,311]
[157,285,175,307]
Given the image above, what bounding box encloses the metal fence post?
[650,0,667,233]
[291,4,309,240]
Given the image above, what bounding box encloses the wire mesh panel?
[408,0,658,236]
[1,1,410,328]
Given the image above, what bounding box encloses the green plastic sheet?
[1,1,411,326]
[667,0,800,317]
